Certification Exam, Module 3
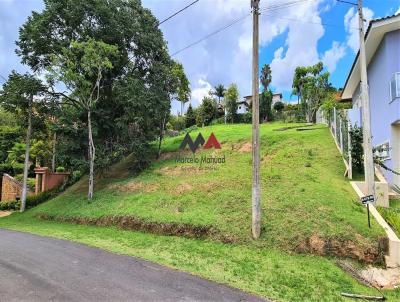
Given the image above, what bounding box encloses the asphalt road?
[0,229,266,302]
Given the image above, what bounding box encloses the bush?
[238,112,252,123]
[169,115,186,131]
[0,163,13,174]
[56,166,65,172]
[211,117,225,125]
[0,189,57,211]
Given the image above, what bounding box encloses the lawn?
[0,122,395,301]
[16,123,384,251]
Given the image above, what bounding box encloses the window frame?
[390,72,400,103]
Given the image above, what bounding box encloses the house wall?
[353,30,400,184]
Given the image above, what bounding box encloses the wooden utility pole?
[251,0,261,239]
[358,0,375,199]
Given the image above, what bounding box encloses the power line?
[171,12,251,56]
[264,14,359,30]
[171,0,311,57]
[336,0,357,6]
[157,0,200,26]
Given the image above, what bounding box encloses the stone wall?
[1,174,24,202]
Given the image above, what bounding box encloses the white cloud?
[143,0,338,108]
[344,7,374,53]
[191,78,213,106]
[269,0,325,91]
[396,7,400,15]
[322,41,346,73]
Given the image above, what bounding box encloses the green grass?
[20,123,383,248]
[0,122,394,301]
[1,214,399,302]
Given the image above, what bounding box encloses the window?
[390,73,400,102]
[374,141,390,160]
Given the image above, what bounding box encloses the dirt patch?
[360,266,400,289]
[238,143,252,153]
[0,211,12,218]
[173,183,193,195]
[108,182,159,193]
[36,213,235,243]
[296,234,387,264]
[157,152,179,161]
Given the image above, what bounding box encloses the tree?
[17,0,175,174]
[213,84,225,105]
[47,39,119,200]
[172,62,190,115]
[185,104,196,128]
[260,64,272,91]
[0,71,45,212]
[197,97,217,126]
[225,84,239,123]
[273,101,284,112]
[292,62,331,123]
[260,90,273,122]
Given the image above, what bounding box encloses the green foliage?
[185,104,196,128]
[30,139,52,167]
[0,190,57,211]
[236,112,252,124]
[0,106,18,127]
[260,64,272,91]
[56,166,65,172]
[377,207,400,237]
[224,84,239,123]
[273,101,284,112]
[0,126,21,163]
[349,125,364,173]
[196,97,217,126]
[260,90,273,122]
[172,62,191,114]
[292,62,333,123]
[212,84,225,104]
[169,115,186,131]
[6,143,26,165]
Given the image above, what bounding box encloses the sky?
[0,0,399,114]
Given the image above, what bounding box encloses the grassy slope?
[1,122,398,301]
[21,123,383,247]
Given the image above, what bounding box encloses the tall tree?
[292,62,331,123]
[260,64,272,91]
[0,72,45,211]
[47,39,119,200]
[185,104,196,128]
[224,84,239,123]
[213,84,225,105]
[171,62,190,115]
[17,0,175,172]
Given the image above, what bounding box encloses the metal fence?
[329,107,353,179]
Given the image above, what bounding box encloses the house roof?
[341,13,400,100]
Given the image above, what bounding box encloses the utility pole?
[358,0,375,200]
[251,0,261,239]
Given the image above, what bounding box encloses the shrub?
[0,190,58,211]
[0,163,13,174]
[56,166,66,172]
[211,117,225,125]
[349,125,364,173]
[169,115,186,131]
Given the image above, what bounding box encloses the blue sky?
[1,0,399,112]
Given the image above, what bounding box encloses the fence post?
[339,118,343,153]
[333,107,337,140]
[347,121,352,179]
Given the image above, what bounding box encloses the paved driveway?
[0,229,267,302]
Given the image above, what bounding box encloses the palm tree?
[213,84,225,105]
[260,64,272,91]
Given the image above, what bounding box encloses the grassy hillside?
[22,123,383,251]
[1,122,397,301]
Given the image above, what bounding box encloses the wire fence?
[329,107,353,179]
